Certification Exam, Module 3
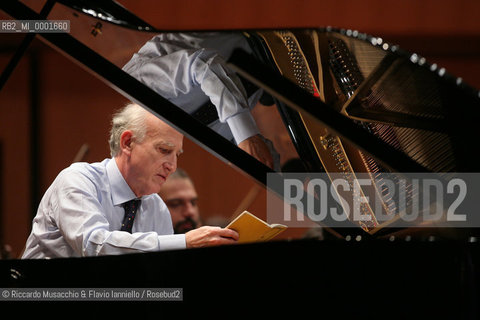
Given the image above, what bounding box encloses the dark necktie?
[121,199,141,233]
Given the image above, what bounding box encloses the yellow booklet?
[226,211,287,244]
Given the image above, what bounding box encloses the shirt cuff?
[226,111,259,144]
[158,234,186,251]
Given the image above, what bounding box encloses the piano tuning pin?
[418,57,426,66]
[410,53,419,63]
[346,29,352,36]
[456,78,463,85]
[382,43,389,50]
[352,30,359,37]
[428,235,436,242]
[389,236,395,242]
[468,236,478,243]
[430,63,438,71]
[405,235,412,242]
[345,235,351,241]
[355,235,362,242]
[438,68,446,77]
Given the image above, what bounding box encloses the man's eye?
[166,201,181,208]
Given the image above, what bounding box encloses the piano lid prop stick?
[231,184,262,221]
[72,143,89,163]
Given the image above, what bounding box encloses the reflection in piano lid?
[238,29,480,235]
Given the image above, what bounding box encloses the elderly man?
[22,103,238,259]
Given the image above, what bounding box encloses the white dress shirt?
[22,158,186,259]
[122,32,262,144]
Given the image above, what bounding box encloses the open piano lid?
[232,30,480,236]
[2,0,480,239]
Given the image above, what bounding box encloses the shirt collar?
[106,158,137,206]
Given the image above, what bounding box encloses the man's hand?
[185,226,239,248]
[238,134,274,169]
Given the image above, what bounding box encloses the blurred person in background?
[159,168,203,234]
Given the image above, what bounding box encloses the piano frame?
[0,1,479,316]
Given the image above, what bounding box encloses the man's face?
[159,178,201,234]
[126,114,184,197]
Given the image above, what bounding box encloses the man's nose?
[164,155,177,174]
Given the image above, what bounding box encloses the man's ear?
[119,130,134,155]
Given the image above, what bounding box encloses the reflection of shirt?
[123,32,261,144]
[22,158,185,259]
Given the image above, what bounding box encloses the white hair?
[109,103,148,157]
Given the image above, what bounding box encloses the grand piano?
[0,1,479,316]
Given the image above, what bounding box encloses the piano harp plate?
[256,30,402,232]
